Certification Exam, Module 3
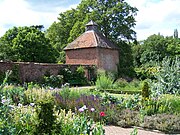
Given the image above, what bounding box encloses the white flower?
[78,108,84,112]
[9,105,15,109]
[18,103,23,107]
[1,98,10,104]
[30,103,35,107]
[90,108,95,112]
[82,105,87,110]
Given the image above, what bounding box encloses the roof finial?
[86,20,98,31]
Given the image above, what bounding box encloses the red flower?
[100,111,105,117]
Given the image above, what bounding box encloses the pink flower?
[100,111,105,117]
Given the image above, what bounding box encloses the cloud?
[0,0,80,37]
[127,0,180,40]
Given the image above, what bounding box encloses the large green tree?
[0,26,58,63]
[133,34,180,67]
[46,0,138,63]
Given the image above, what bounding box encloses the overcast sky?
[0,0,180,40]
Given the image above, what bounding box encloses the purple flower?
[1,99,7,104]
[1,98,10,104]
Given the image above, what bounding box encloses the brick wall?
[0,62,95,83]
[65,48,98,65]
[98,48,119,71]
[65,48,119,72]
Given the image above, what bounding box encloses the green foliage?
[151,57,180,95]
[113,79,141,92]
[95,70,114,90]
[2,85,25,105]
[54,109,105,135]
[114,109,140,128]
[42,74,63,88]
[141,81,149,99]
[59,66,88,86]
[130,127,138,135]
[142,114,180,133]
[46,0,138,63]
[0,26,58,63]
[117,42,135,78]
[24,87,53,104]
[132,34,180,69]
[35,98,55,135]
[11,106,37,134]
[134,66,159,80]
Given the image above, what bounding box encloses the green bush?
[24,87,53,104]
[2,85,25,105]
[96,70,114,90]
[59,66,88,86]
[151,56,180,95]
[42,74,63,88]
[11,106,37,134]
[112,79,141,92]
[55,109,105,135]
[142,114,180,133]
[141,81,149,99]
[35,98,56,134]
[114,109,140,128]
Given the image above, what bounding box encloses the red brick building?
[64,20,119,72]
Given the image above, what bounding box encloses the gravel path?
[104,126,167,135]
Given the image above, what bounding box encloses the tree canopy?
[0,26,58,63]
[132,34,180,67]
[46,0,138,63]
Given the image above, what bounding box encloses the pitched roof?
[64,21,119,50]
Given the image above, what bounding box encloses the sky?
[0,0,180,41]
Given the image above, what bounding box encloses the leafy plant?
[24,87,53,104]
[59,66,88,86]
[42,74,63,88]
[142,114,180,133]
[96,70,114,90]
[35,98,55,134]
[141,81,149,100]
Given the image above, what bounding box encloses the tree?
[0,26,58,63]
[132,34,180,67]
[46,0,138,63]
[174,29,178,38]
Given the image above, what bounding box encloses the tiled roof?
[64,30,119,50]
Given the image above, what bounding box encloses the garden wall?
[0,62,95,83]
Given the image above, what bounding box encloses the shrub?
[24,88,53,104]
[59,66,88,86]
[35,98,56,134]
[113,109,140,128]
[96,70,114,90]
[151,56,180,95]
[142,114,180,133]
[113,79,141,92]
[10,105,37,134]
[141,81,149,99]
[42,75,63,88]
[2,85,25,105]
[54,109,105,135]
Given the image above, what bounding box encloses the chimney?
[86,20,98,32]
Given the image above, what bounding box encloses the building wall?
[65,47,119,72]
[65,48,98,65]
[97,48,119,72]
[0,62,94,83]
